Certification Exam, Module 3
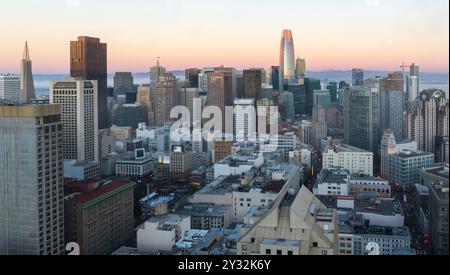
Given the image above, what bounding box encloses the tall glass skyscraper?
[279,29,296,89]
[344,87,379,154]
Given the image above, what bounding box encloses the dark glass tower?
[70,36,108,129]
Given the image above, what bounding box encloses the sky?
[0,0,448,73]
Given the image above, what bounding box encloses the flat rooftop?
[423,164,449,182]
[355,198,403,216]
[394,150,434,158]
[178,203,231,217]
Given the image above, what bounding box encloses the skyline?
[0,0,449,74]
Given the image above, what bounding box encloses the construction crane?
[400,62,411,76]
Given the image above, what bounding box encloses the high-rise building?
[150,58,167,83]
[279,29,296,89]
[0,104,65,255]
[20,41,36,103]
[327,82,338,103]
[379,72,404,141]
[406,90,448,158]
[380,71,404,92]
[113,104,146,129]
[185,68,201,88]
[70,36,108,129]
[406,63,420,102]
[352,68,364,86]
[234,99,256,142]
[380,129,398,180]
[344,87,379,154]
[207,71,233,121]
[271,66,280,91]
[113,72,134,99]
[136,85,152,124]
[50,78,99,162]
[312,90,330,148]
[304,78,322,116]
[280,91,295,121]
[296,58,306,81]
[0,74,20,103]
[243,69,262,99]
[151,73,177,127]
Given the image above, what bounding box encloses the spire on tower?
[23,41,30,60]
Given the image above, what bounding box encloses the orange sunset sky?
[0,0,448,73]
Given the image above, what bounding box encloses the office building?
[0,104,64,255]
[234,99,256,142]
[50,78,99,162]
[64,179,135,255]
[406,63,420,102]
[111,124,135,140]
[380,129,398,180]
[152,73,177,127]
[214,139,233,163]
[322,141,374,176]
[170,146,193,181]
[352,69,364,86]
[279,29,297,88]
[288,84,306,116]
[343,87,379,154]
[115,151,153,177]
[271,66,280,91]
[113,104,146,129]
[379,72,404,140]
[0,74,20,103]
[20,41,36,103]
[279,91,295,121]
[136,85,152,124]
[327,82,338,103]
[389,150,434,191]
[243,69,262,99]
[304,78,321,116]
[70,36,108,129]
[113,72,134,99]
[296,58,306,83]
[185,68,201,88]
[312,90,329,148]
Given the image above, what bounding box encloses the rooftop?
[324,142,371,154]
[355,198,403,216]
[178,203,231,217]
[393,149,434,159]
[69,180,135,208]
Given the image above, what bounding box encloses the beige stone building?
[237,185,338,255]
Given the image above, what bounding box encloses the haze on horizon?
[0,0,448,74]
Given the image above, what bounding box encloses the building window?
[313,242,318,247]
[287,251,293,255]
[266,249,271,255]
[277,250,282,255]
